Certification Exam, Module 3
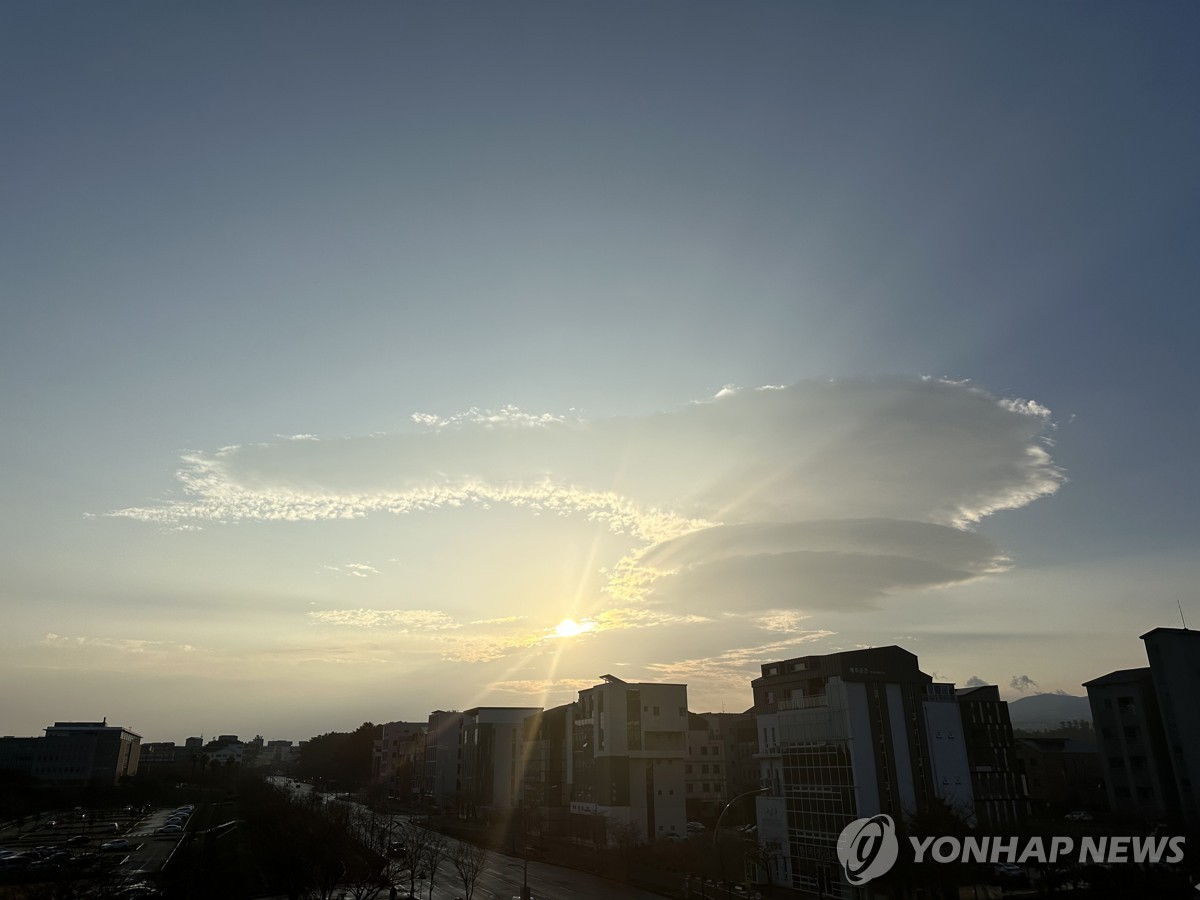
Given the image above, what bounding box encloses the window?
[1124,726,1141,740]
[653,706,661,716]
[686,765,692,774]
[701,746,708,756]
[701,765,709,774]
[713,764,721,774]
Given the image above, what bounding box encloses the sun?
[553,618,593,638]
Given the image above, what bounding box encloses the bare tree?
[390,820,434,899]
[452,841,490,900]
[422,833,449,899]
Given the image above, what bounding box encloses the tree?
[452,841,490,900]
[389,820,435,899]
[421,833,449,899]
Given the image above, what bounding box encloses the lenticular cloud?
[110,377,1063,615]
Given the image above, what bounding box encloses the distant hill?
[1007,693,1092,731]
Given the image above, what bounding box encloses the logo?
[837,814,899,885]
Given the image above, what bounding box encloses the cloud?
[42,633,198,654]
[308,609,460,630]
[645,630,836,690]
[108,378,1063,633]
[491,678,599,696]
[964,675,988,688]
[1010,674,1040,694]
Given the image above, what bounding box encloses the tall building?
[955,684,1029,830]
[753,647,974,897]
[422,710,465,809]
[1084,667,1177,821]
[569,675,688,843]
[522,704,571,832]
[1142,627,1200,825]
[459,706,542,815]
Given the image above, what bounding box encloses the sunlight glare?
[553,618,593,638]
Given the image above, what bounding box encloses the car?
[101,839,130,852]
[993,863,1026,882]
[156,825,182,834]
[686,821,706,832]
[67,835,90,846]
[1065,810,1094,822]
[102,822,121,833]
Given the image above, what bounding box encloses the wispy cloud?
[42,633,198,653]
[308,609,459,630]
[645,631,836,690]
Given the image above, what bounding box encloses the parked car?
[156,825,182,834]
[67,835,90,846]
[101,839,130,852]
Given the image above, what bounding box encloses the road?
[264,780,668,900]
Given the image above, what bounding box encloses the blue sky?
[2,2,1197,742]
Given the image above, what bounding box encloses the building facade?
[955,684,1029,830]
[569,675,688,843]
[753,647,975,898]
[1142,627,1200,825]
[1084,667,1178,821]
[0,720,143,785]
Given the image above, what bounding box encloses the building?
[1142,627,1200,825]
[1016,736,1105,816]
[138,741,182,770]
[684,711,758,823]
[569,675,688,844]
[0,720,142,786]
[522,705,571,834]
[955,684,1029,830]
[373,721,426,793]
[1084,667,1177,821]
[753,647,975,897]
[685,712,727,820]
[422,710,465,809]
[459,707,542,816]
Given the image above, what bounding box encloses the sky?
[2,2,1198,743]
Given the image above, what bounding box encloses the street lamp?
[712,787,768,850]
[507,860,531,900]
[711,787,768,900]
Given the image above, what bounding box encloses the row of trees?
[239,779,490,900]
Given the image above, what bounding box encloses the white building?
[569,675,688,843]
